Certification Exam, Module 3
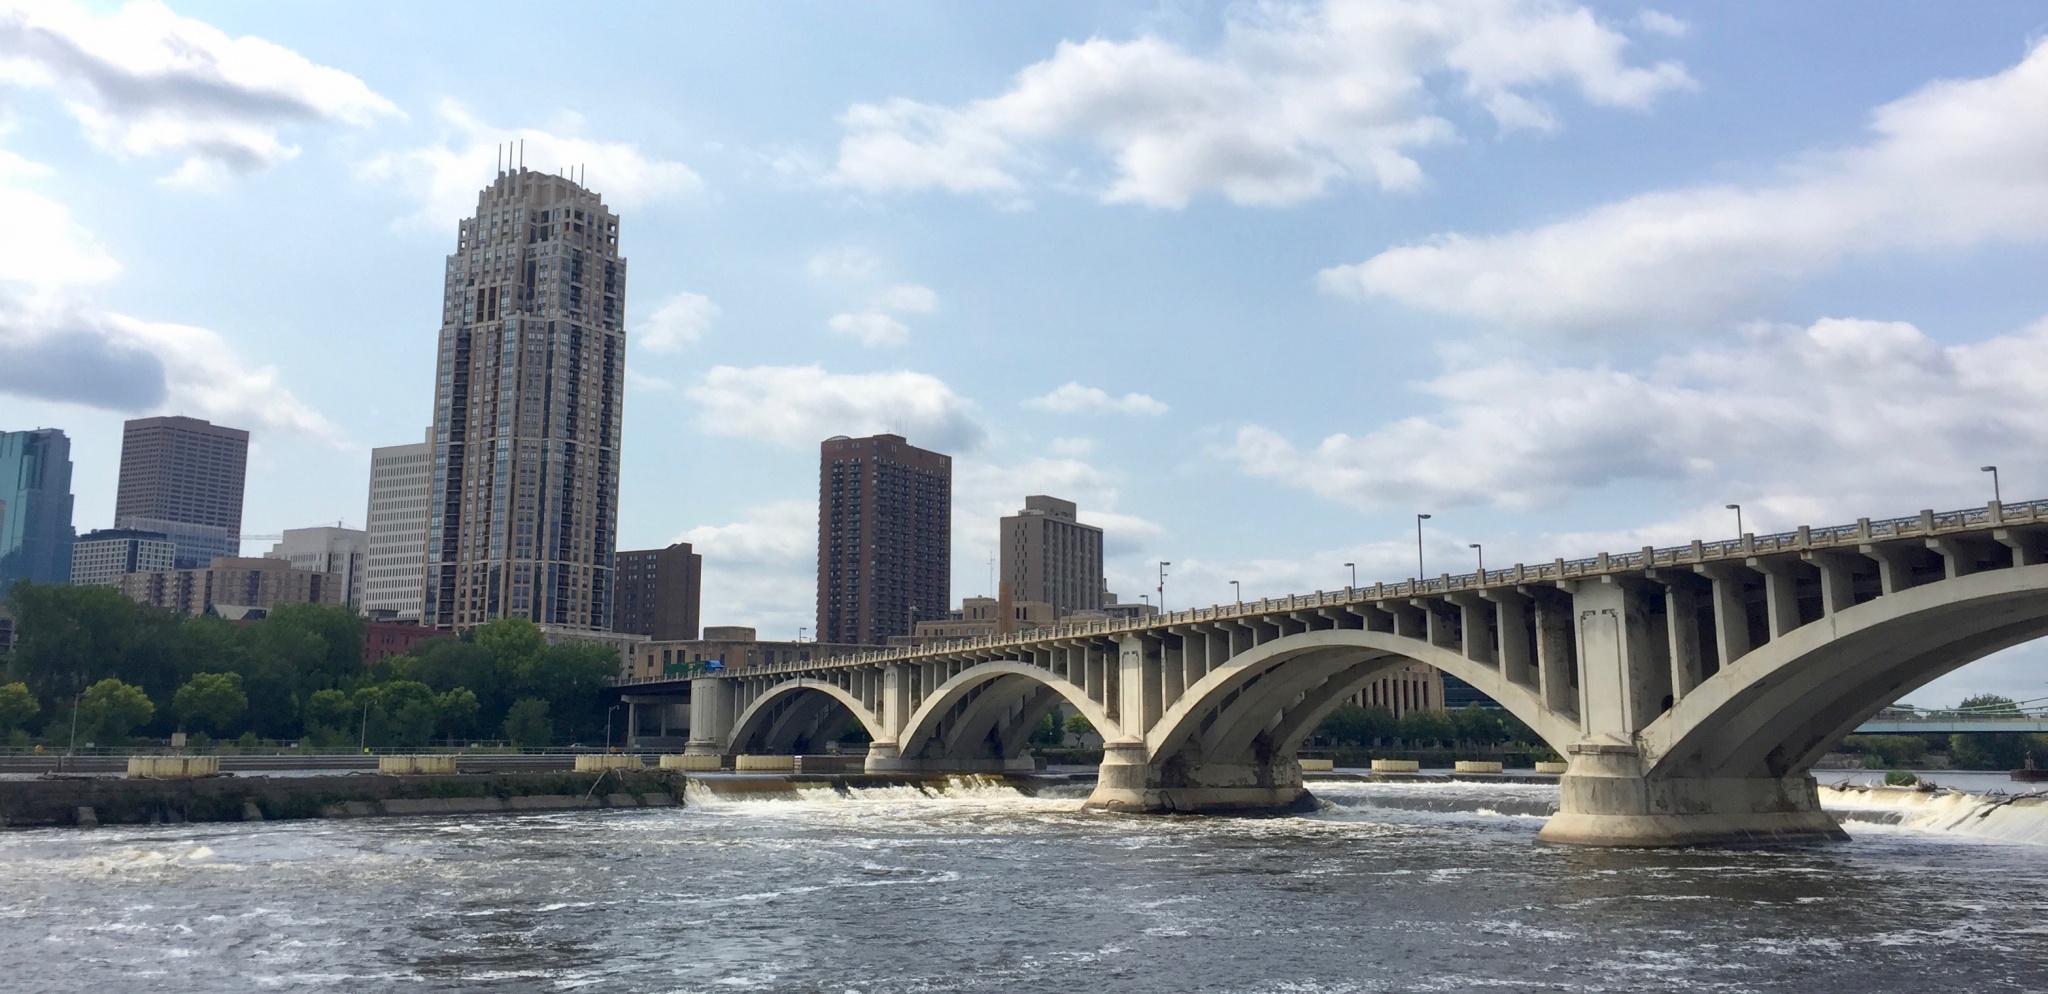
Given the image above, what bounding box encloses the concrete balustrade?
[127,756,219,778]
[1454,761,1504,774]
[379,755,458,774]
[659,754,722,771]
[734,754,795,772]
[574,754,645,772]
[1371,759,1420,773]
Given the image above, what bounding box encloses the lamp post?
[359,699,371,753]
[1415,514,1431,580]
[1230,580,1241,606]
[1469,543,1484,581]
[1984,465,2002,504]
[1725,503,1743,538]
[1344,562,1356,589]
[797,626,808,643]
[1158,561,1171,613]
[607,704,622,751]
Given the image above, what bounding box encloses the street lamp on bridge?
[1984,465,2002,504]
[1726,503,1743,538]
[1415,514,1431,580]
[1158,561,1171,612]
[1230,580,1241,606]
[1470,543,1484,581]
[1344,562,1356,589]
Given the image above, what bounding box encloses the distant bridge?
[1854,717,2048,734]
[657,499,2048,847]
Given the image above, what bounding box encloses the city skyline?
[4,2,2048,702]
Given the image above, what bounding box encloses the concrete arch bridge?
[681,500,2048,847]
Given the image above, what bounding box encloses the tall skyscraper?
[818,433,951,646]
[114,416,248,569]
[0,428,76,588]
[423,167,627,630]
[268,526,369,611]
[614,542,703,640]
[1000,495,1104,618]
[364,432,432,620]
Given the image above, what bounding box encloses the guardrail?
[706,497,2048,677]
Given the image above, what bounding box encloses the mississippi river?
[2,777,2045,992]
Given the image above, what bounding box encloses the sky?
[4,0,2048,707]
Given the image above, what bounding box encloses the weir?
[632,498,2048,847]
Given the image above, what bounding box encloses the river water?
[3,776,2046,993]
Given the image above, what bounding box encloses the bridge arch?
[892,660,1120,767]
[727,678,888,755]
[1145,628,1578,764]
[1643,563,2048,780]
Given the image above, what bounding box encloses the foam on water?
[1822,783,2048,845]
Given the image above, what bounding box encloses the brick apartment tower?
[999,495,1104,618]
[614,542,703,640]
[818,434,951,645]
[423,165,627,630]
[114,416,248,569]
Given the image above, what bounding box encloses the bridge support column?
[1536,746,1845,847]
[1084,741,1315,814]
[685,677,736,757]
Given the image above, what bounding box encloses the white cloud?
[637,291,718,351]
[807,246,883,282]
[0,0,397,184]
[1230,316,2048,516]
[1322,42,2048,336]
[871,283,937,314]
[1635,10,1688,37]
[360,99,701,227]
[687,364,984,451]
[679,500,817,636]
[829,0,1689,207]
[827,311,910,347]
[1026,382,1168,416]
[0,146,339,440]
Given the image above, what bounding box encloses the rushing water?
[3,776,2047,993]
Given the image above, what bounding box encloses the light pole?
[1230,580,1241,606]
[1415,513,1431,580]
[1344,562,1356,589]
[359,699,372,753]
[797,626,808,643]
[1725,503,1743,538]
[1157,561,1171,613]
[1983,465,2002,504]
[607,704,621,751]
[1469,543,1484,581]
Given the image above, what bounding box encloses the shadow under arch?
[727,678,888,755]
[892,660,1121,763]
[1642,564,2048,780]
[1144,628,1578,765]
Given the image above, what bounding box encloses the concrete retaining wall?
[127,756,220,778]
[660,754,722,771]
[735,754,796,771]
[379,756,459,774]
[1371,759,1421,772]
[1454,760,1504,774]
[574,754,647,772]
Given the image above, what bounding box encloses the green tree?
[434,687,480,742]
[1957,694,2022,716]
[5,583,195,710]
[361,680,439,747]
[1065,712,1095,740]
[1452,704,1507,747]
[475,617,545,669]
[520,642,619,744]
[172,672,248,736]
[302,688,356,744]
[1398,710,1456,748]
[503,697,551,747]
[78,678,155,744]
[1029,711,1062,747]
[0,682,39,734]
[402,638,516,734]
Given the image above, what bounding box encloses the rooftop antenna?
[496,143,502,175]
[519,139,525,171]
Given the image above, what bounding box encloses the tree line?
[0,583,620,749]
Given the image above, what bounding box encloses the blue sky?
[4,1,2048,705]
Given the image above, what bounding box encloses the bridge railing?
[729,498,2048,676]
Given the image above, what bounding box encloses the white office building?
[267,526,368,611]
[363,433,432,620]
[69,528,176,588]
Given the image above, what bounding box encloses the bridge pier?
[1084,742,1316,814]
[1536,748,1845,847]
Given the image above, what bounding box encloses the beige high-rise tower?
[999,495,1103,618]
[423,166,627,630]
